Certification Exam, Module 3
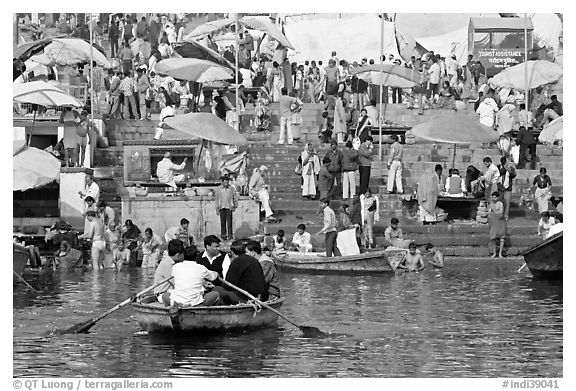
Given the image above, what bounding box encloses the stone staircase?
[93,101,562,257]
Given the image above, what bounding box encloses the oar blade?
[61,319,96,334]
[299,326,326,338]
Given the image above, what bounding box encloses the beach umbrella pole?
[524,13,529,111]
[378,14,383,161]
[235,14,240,132]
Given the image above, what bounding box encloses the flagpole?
[89,13,94,168]
[235,14,240,132]
[524,13,529,112]
[379,14,384,161]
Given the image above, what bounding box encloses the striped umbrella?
[13,80,83,108]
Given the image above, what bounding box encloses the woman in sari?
[417,168,439,224]
[254,89,270,131]
[139,227,162,268]
[300,144,321,199]
[307,63,320,104]
[268,61,283,103]
[122,219,141,267]
[532,167,552,213]
[460,65,474,100]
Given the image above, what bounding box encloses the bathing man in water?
[398,242,425,272]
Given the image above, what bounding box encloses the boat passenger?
[272,230,287,257]
[384,218,403,247]
[153,239,183,303]
[196,235,231,279]
[424,243,444,268]
[318,198,341,257]
[160,245,221,307]
[398,242,425,272]
[291,224,313,253]
[213,240,269,305]
[246,241,280,300]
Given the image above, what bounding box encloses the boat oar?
[13,271,38,294]
[61,276,173,334]
[218,277,325,337]
[518,263,528,273]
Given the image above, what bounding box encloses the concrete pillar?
[59,167,94,230]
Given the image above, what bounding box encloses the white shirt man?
[79,176,100,203]
[427,62,441,85]
[292,229,312,253]
[446,55,458,85]
[169,261,219,306]
[156,152,187,188]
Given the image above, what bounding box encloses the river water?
[13,259,562,378]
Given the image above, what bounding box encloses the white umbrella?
[13,80,83,108]
[13,140,61,191]
[538,116,563,144]
[154,58,233,83]
[29,38,110,68]
[489,60,563,91]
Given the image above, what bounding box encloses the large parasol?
[172,41,234,69]
[28,38,110,68]
[538,116,563,144]
[163,113,247,146]
[13,80,83,108]
[489,60,563,91]
[13,140,61,191]
[351,63,423,88]
[410,116,499,168]
[154,58,233,83]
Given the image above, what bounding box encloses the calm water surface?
[13,259,562,377]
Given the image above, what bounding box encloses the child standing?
[273,230,287,257]
[488,191,506,258]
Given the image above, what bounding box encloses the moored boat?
[276,249,406,273]
[13,243,29,278]
[131,297,285,334]
[522,232,563,280]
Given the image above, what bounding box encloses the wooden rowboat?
[131,297,285,334]
[275,249,406,273]
[13,243,29,278]
[522,232,563,280]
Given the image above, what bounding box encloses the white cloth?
[200,250,231,279]
[159,105,176,122]
[169,261,219,306]
[292,232,312,253]
[279,115,293,143]
[156,157,186,186]
[547,223,563,239]
[336,228,360,256]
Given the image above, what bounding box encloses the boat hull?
[522,232,563,280]
[132,297,284,334]
[276,250,406,274]
[13,243,29,277]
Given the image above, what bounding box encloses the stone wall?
[121,195,259,241]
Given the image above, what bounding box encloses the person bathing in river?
[398,242,425,272]
[424,243,444,268]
